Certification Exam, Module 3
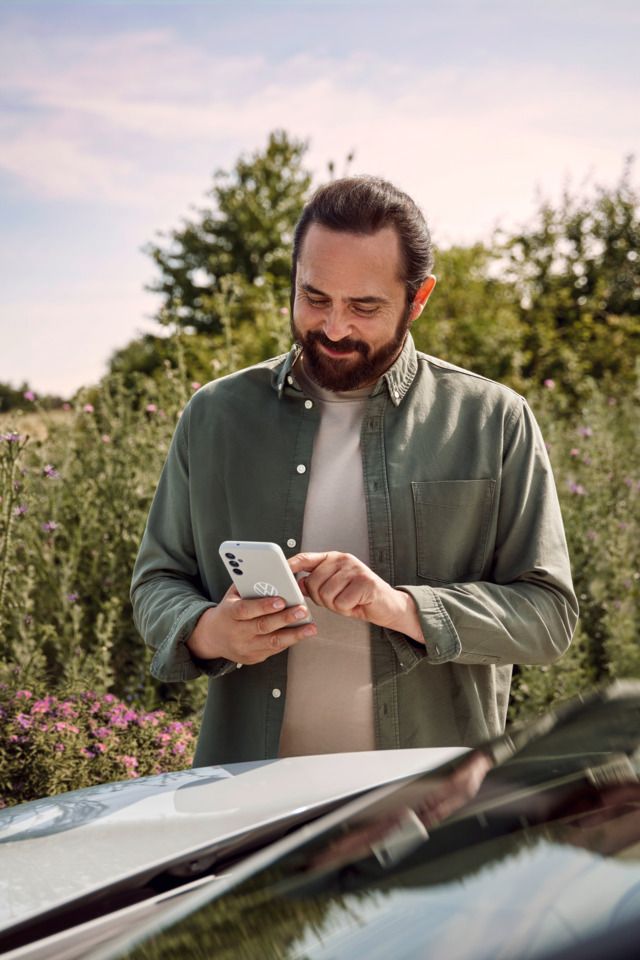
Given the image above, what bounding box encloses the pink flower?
[577,426,592,438]
[14,504,28,517]
[43,464,60,479]
[172,741,187,755]
[31,698,53,713]
[569,482,586,496]
[23,390,36,402]
[62,402,72,411]
[80,747,94,758]
[94,726,111,740]
[93,742,106,753]
[146,403,157,414]
[101,434,111,444]
[83,403,94,413]
[543,379,555,389]
[54,721,68,732]
[14,690,32,700]
[15,713,32,729]
[569,448,579,458]
[191,382,201,391]
[54,743,65,752]
[41,520,59,533]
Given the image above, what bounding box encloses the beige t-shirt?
[278,365,375,756]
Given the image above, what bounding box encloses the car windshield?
[103,683,640,960]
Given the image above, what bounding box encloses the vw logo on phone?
[253,581,278,597]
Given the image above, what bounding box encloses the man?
[131,176,578,766]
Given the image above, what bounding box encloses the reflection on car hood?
[95,682,640,960]
[0,748,465,935]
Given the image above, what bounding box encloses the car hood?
[0,747,465,936]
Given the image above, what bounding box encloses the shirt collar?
[272,334,418,407]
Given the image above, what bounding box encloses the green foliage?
[414,244,526,390]
[0,676,195,806]
[498,160,640,395]
[145,130,311,334]
[510,378,640,720]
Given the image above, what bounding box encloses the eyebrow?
[300,282,389,305]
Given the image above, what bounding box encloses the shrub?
[0,680,195,807]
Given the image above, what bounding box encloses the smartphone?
[218,541,313,624]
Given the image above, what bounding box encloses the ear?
[409,275,437,323]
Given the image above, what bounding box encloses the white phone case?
[218,541,313,624]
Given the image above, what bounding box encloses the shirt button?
[296,464,306,474]
[393,389,400,399]
[272,688,282,699]
[304,399,313,409]
[236,663,243,670]
[287,375,294,385]
[287,538,297,548]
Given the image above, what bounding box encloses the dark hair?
[291,176,434,307]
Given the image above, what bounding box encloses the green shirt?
[131,335,578,764]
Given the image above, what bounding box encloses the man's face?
[291,224,413,391]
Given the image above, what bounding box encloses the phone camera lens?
[230,560,240,567]
[232,568,243,575]
[225,552,236,560]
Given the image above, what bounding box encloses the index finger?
[289,552,329,573]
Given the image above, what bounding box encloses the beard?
[291,310,411,392]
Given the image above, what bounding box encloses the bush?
[0,679,195,807]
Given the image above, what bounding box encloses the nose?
[323,307,352,342]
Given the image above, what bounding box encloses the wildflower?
[54,722,68,732]
[54,743,65,752]
[66,592,79,603]
[577,426,592,438]
[101,434,111,444]
[14,504,28,517]
[43,464,60,479]
[1,431,24,443]
[80,747,94,759]
[146,403,157,414]
[31,697,53,713]
[41,520,58,533]
[172,741,187,755]
[15,713,32,729]
[93,726,111,740]
[279,307,289,316]
[8,735,19,743]
[543,379,555,389]
[94,742,106,754]
[569,482,586,496]
[624,478,634,488]
[586,530,597,541]
[14,690,32,700]
[191,382,201,391]
[62,402,71,411]
[23,390,36,402]
[83,403,94,413]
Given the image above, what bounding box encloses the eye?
[352,304,379,317]
[306,295,329,309]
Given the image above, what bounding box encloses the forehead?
[297,224,404,295]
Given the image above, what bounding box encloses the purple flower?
[23,390,36,402]
[94,726,111,740]
[569,482,586,496]
[66,592,79,603]
[41,520,58,533]
[14,504,28,517]
[43,464,60,479]
[577,426,593,438]
[54,743,65,752]
[15,713,32,729]
[1,431,24,443]
[543,378,555,389]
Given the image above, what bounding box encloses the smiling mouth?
[320,342,359,358]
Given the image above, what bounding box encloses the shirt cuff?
[396,585,462,663]
[149,601,234,681]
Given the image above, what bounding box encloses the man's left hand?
[289,551,424,643]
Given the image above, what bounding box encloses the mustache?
[305,330,370,357]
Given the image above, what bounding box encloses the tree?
[145,131,313,334]
[499,160,640,394]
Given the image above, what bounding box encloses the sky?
[1,0,639,396]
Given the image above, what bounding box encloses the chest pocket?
[411,479,496,583]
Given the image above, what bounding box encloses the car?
[2,682,640,960]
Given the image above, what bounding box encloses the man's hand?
[289,551,424,643]
[186,585,317,665]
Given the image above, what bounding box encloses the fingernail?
[273,599,286,610]
[302,625,316,636]
[293,607,308,620]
